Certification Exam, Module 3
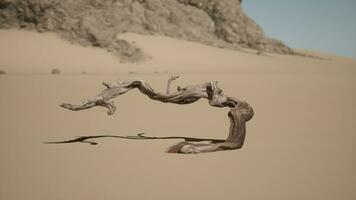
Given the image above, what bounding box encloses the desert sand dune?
[0,30,355,199]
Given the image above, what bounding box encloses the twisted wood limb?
[166,75,180,94]
[60,76,254,154]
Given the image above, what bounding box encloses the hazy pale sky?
[243,0,356,58]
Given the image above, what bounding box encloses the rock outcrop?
[0,0,294,62]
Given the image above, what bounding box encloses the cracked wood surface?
[60,76,254,154]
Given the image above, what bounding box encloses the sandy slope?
[0,30,355,200]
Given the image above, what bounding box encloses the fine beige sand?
[0,30,355,200]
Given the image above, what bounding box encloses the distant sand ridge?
[0,0,293,62]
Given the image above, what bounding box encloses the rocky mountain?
[0,0,294,62]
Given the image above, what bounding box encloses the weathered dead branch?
[60,76,254,154]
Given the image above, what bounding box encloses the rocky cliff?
[0,0,294,62]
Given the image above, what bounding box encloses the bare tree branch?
[60,77,254,154]
[166,75,180,94]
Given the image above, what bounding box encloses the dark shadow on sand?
[44,133,225,145]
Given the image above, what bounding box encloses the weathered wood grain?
[61,76,254,154]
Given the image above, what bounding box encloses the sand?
[0,30,355,200]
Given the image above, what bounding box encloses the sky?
[243,0,356,58]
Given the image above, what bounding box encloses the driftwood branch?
[60,76,254,154]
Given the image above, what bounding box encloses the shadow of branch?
[44,133,225,145]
